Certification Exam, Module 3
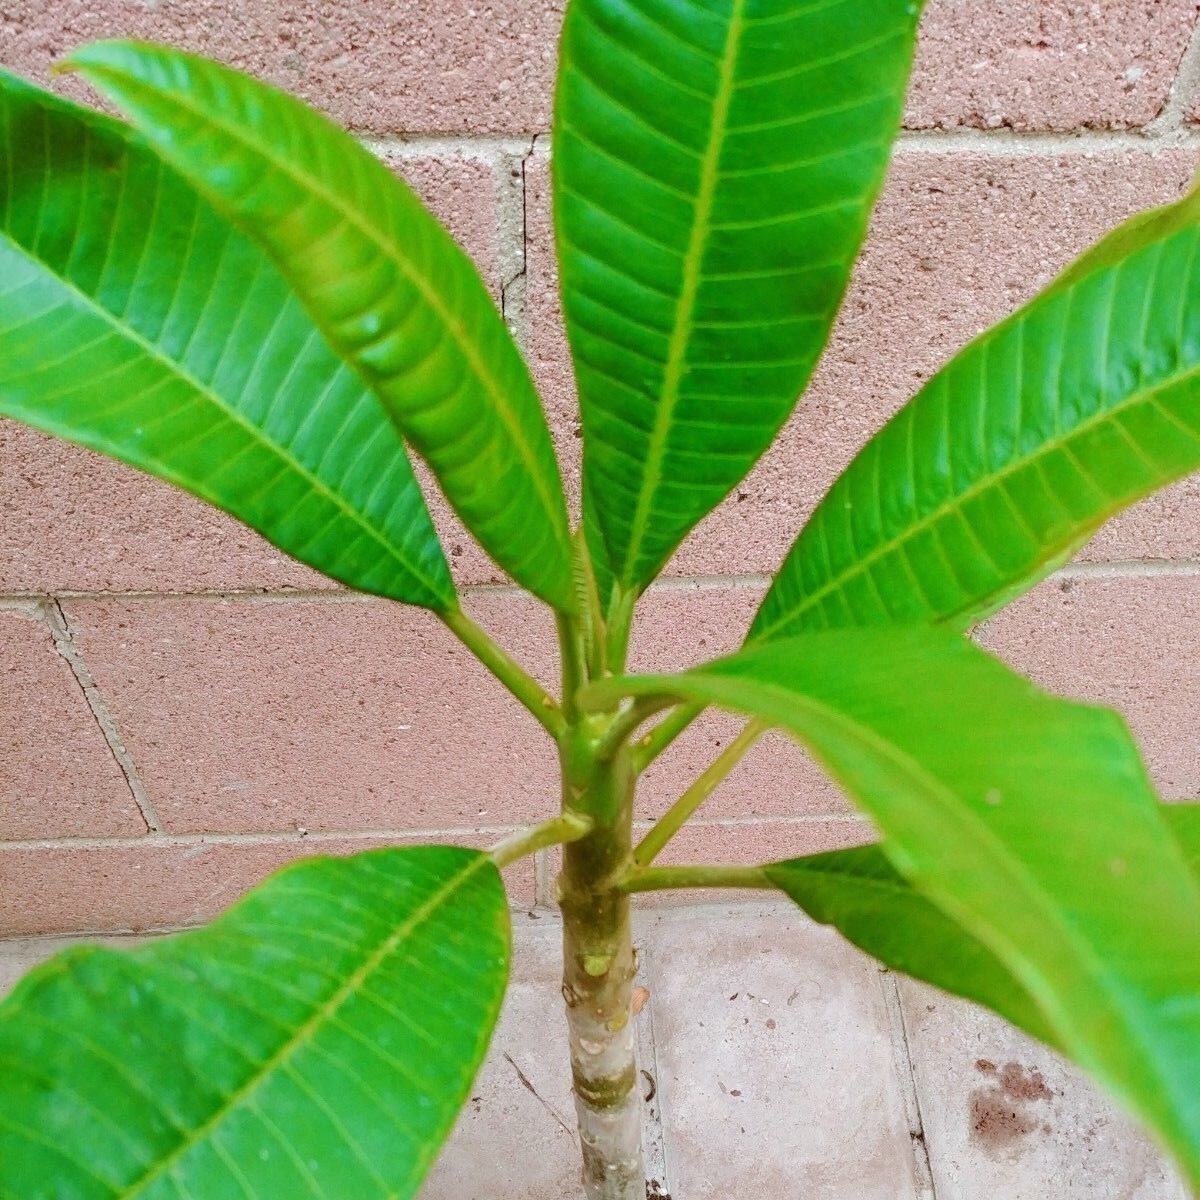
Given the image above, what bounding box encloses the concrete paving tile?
[640,904,921,1200]
[898,978,1188,1200]
[420,917,582,1199]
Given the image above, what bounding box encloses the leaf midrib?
[0,232,452,606]
[85,60,569,563]
[113,853,493,1200]
[757,346,1200,640]
[615,0,746,588]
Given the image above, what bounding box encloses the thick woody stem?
[559,721,645,1200]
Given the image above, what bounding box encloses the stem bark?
[559,721,645,1200]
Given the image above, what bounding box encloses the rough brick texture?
[4,2,1196,135]
[4,3,1200,933]
[0,606,141,840]
[907,0,1199,131]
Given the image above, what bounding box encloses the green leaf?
[554,0,924,600]
[67,41,575,613]
[0,845,509,1200]
[0,70,454,611]
[766,845,1062,1051]
[766,802,1200,1058]
[587,631,1200,1187]
[1169,801,1200,880]
[752,180,1200,641]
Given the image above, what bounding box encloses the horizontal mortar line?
[405,124,1200,162]
[346,124,1200,169]
[5,558,1199,607]
[0,581,532,605]
[1056,558,1200,578]
[894,125,1200,155]
[632,812,868,832]
[359,133,538,160]
[0,823,526,852]
[0,812,865,853]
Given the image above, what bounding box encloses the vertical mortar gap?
[1146,9,1200,136]
[879,968,937,1199]
[43,598,162,834]
[499,133,540,344]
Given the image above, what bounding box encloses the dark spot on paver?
[969,1062,1055,1154]
[646,1181,672,1200]
[999,1062,1053,1102]
[766,1018,776,1030]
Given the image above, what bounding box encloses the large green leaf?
[554,0,924,601]
[0,70,453,611]
[587,631,1200,1186]
[0,845,509,1199]
[67,41,575,613]
[766,803,1200,1057]
[752,181,1200,641]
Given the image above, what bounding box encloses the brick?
[0,835,535,937]
[60,592,562,834]
[0,605,142,839]
[899,977,1188,1198]
[8,2,1195,141]
[1,0,559,135]
[524,149,1198,580]
[422,919,586,1199]
[980,572,1200,799]
[908,0,1197,132]
[0,155,507,595]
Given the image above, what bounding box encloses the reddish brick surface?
[0,835,535,937]
[5,3,1200,936]
[59,593,562,835]
[982,573,1200,800]
[908,0,1199,132]
[0,606,142,839]
[5,1,1193,136]
[0,0,562,135]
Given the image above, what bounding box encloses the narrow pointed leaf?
[68,41,575,612]
[555,0,924,599]
[0,845,509,1200]
[588,632,1200,1185]
[766,803,1200,1057]
[0,71,453,610]
[753,182,1200,641]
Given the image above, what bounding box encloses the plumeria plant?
[1,2,1199,1197]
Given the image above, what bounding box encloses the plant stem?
[559,720,644,1200]
[634,718,768,866]
[489,812,593,869]
[557,610,588,721]
[573,528,608,679]
[620,863,772,893]
[594,695,670,763]
[631,701,705,774]
[440,605,565,739]
[604,584,638,676]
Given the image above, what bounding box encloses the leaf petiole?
[490,812,594,868]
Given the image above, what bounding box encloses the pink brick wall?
[4,1,1200,935]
